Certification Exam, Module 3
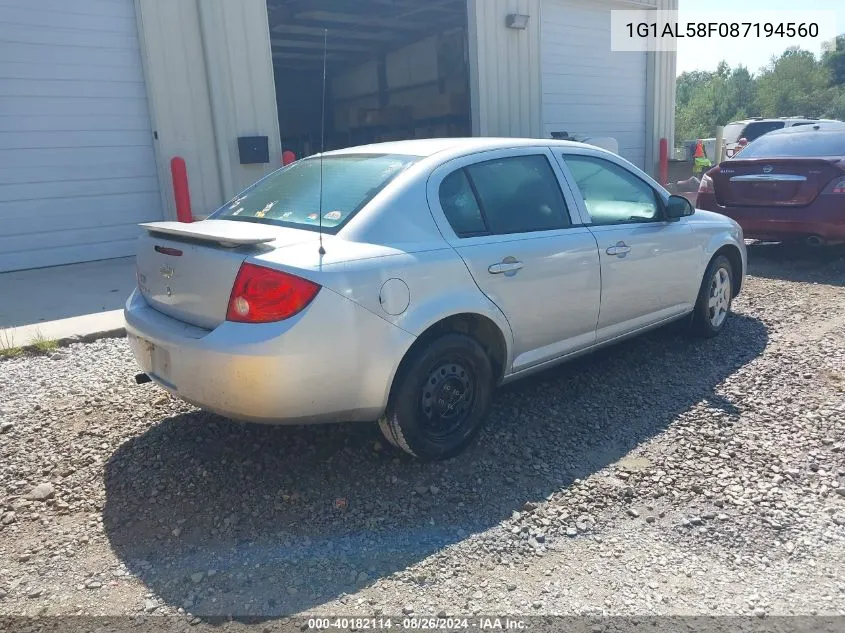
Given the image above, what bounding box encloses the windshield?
[210,154,419,233]
[734,131,845,159]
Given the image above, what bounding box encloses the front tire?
[378,333,495,461]
[691,255,734,338]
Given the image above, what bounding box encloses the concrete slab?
[0,258,134,348]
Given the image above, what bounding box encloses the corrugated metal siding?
[135,0,219,220]
[468,0,676,177]
[0,0,163,272]
[645,0,678,175]
[197,0,282,197]
[136,0,280,219]
[468,0,542,138]
[540,0,648,168]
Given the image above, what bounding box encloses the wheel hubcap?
[420,361,474,438]
[707,267,731,328]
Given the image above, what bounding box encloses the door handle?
[606,242,631,257]
[488,260,524,275]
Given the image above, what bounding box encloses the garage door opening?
[266,0,471,158]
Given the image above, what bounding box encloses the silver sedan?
[125,138,746,460]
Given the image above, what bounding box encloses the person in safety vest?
[692,139,712,175]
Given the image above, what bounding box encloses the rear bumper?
[124,288,415,425]
[697,194,845,242]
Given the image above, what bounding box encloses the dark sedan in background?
[697,122,845,246]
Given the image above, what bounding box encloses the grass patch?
[29,330,59,355]
[0,329,23,358]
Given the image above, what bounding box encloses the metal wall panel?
[135,0,281,219]
[0,0,163,271]
[468,0,543,138]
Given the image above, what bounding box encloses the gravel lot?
[1,244,844,624]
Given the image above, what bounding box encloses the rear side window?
[742,121,786,142]
[723,123,746,144]
[439,171,487,236]
[439,155,571,237]
[210,154,418,234]
[734,131,845,158]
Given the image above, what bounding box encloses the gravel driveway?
[1,244,844,623]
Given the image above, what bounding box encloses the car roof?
[321,137,590,158]
[728,117,820,125]
[763,121,845,136]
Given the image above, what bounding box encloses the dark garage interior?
[265,0,471,158]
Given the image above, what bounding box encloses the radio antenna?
[317,28,328,257]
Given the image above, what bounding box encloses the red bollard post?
[659,138,669,187]
[170,157,193,223]
[282,150,296,166]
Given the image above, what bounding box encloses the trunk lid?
[713,158,843,207]
[135,220,319,329]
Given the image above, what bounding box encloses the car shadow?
[103,313,768,620]
[747,242,845,286]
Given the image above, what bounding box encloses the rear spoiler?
[139,220,278,248]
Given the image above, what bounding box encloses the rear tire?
[691,255,734,338]
[378,333,494,461]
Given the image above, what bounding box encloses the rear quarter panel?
[313,248,516,371]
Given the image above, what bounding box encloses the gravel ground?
[1,244,844,624]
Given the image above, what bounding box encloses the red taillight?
[226,263,320,323]
[829,178,845,194]
[698,173,715,194]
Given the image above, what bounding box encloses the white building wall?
[135,0,281,220]
[541,0,649,168]
[468,0,543,138]
[0,0,164,272]
[645,0,678,175]
[468,0,677,177]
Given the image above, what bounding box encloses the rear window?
[733,131,845,159]
[210,154,418,233]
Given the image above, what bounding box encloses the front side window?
[564,155,661,226]
[210,154,418,234]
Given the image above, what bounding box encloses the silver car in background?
[125,138,746,461]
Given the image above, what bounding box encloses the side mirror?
[666,195,695,221]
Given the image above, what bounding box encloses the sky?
[676,0,844,76]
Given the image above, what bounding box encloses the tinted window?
[210,154,418,233]
[734,131,845,158]
[564,155,660,226]
[439,170,487,236]
[742,121,786,142]
[464,155,570,235]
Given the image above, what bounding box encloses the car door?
[427,148,601,373]
[555,150,701,344]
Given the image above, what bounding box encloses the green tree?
[822,34,845,86]
[755,49,835,118]
[676,70,715,108]
[676,47,845,143]
[675,64,756,141]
